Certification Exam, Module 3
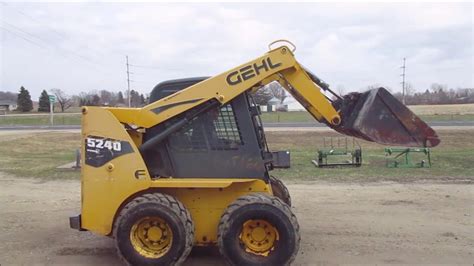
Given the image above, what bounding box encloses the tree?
[99,90,113,106]
[51,88,73,112]
[336,85,345,96]
[117,91,125,104]
[252,87,273,105]
[267,82,287,104]
[140,94,146,106]
[38,90,50,112]
[91,94,101,106]
[0,91,17,101]
[17,86,33,112]
[404,83,414,97]
[129,90,142,107]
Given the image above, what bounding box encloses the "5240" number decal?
[86,138,122,151]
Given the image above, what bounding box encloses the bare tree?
[405,83,414,96]
[99,90,113,106]
[267,81,287,104]
[362,84,382,92]
[336,85,345,96]
[51,88,73,112]
[252,86,273,105]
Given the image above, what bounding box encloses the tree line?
[2,83,473,113]
[254,82,474,107]
[2,87,149,113]
[392,83,474,105]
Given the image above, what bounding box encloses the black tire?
[217,193,300,266]
[270,175,292,206]
[113,193,194,266]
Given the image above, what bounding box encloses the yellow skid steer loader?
[70,40,439,265]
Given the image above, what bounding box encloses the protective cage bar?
[168,103,244,152]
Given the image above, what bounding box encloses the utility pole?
[126,55,131,107]
[400,57,406,105]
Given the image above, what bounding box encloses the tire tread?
[113,193,194,266]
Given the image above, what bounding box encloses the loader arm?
[105,44,439,148]
[106,46,341,129]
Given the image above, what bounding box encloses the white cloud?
[0,2,472,98]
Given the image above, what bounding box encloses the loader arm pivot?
[106,44,439,148]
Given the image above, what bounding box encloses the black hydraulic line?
[139,100,220,152]
[302,66,343,101]
[139,118,188,152]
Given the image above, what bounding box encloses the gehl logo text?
[226,57,282,86]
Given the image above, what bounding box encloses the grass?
[260,111,474,123]
[0,128,472,183]
[267,129,474,183]
[260,112,314,123]
[408,103,474,115]
[0,132,80,179]
[0,113,81,126]
[2,103,474,126]
[1,112,470,126]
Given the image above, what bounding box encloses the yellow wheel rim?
[240,219,279,257]
[130,217,173,259]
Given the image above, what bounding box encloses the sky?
[0,2,473,99]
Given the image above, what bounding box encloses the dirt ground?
[0,174,472,265]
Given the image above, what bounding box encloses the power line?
[128,64,181,71]
[0,26,49,50]
[1,1,125,62]
[1,1,68,41]
[1,20,120,77]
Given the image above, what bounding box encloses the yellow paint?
[79,42,339,249]
[105,45,340,128]
[80,108,272,243]
[130,217,173,258]
[153,179,271,245]
[240,219,278,257]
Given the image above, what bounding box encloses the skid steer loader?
[70,40,439,265]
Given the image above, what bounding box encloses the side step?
[69,214,87,231]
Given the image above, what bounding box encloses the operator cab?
[142,77,273,179]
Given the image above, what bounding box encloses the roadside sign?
[49,95,56,103]
[49,95,55,126]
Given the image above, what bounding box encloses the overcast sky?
[1,2,472,98]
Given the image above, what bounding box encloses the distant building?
[0,100,17,114]
[283,97,305,111]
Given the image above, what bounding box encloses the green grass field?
[1,103,474,126]
[266,129,474,182]
[0,114,81,126]
[260,111,474,123]
[0,132,80,179]
[0,129,472,182]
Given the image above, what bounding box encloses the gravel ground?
[0,174,472,265]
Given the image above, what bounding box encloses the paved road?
[1,121,474,131]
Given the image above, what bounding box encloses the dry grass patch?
[408,103,474,115]
[0,132,80,179]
